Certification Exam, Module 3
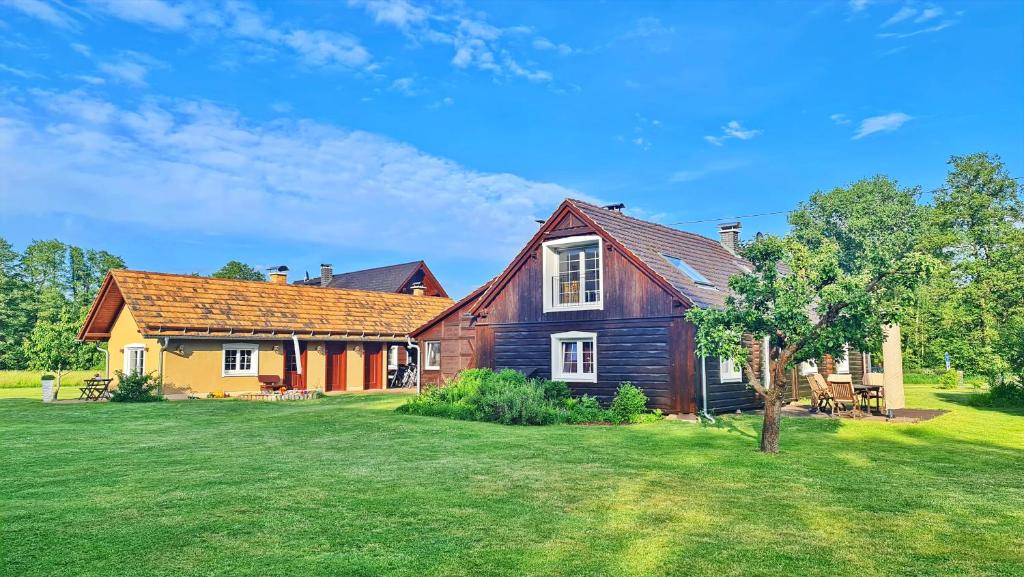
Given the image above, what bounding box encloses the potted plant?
[40,374,56,403]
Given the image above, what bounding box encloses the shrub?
[110,371,163,403]
[609,382,648,424]
[564,395,607,424]
[397,369,663,426]
[938,369,960,390]
[970,381,1024,408]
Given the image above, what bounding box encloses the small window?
[424,341,441,370]
[800,360,819,376]
[542,236,603,313]
[223,343,259,376]
[720,357,742,383]
[551,332,597,382]
[835,346,850,374]
[663,254,716,288]
[388,346,399,369]
[124,344,146,375]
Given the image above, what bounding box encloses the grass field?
[0,370,97,389]
[1,384,1021,577]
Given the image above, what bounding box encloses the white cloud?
[849,0,871,12]
[282,30,371,68]
[622,17,675,53]
[877,20,955,38]
[88,0,190,31]
[70,43,92,57]
[390,76,416,96]
[830,113,851,125]
[270,101,292,113]
[96,52,161,86]
[915,5,944,22]
[532,37,573,56]
[704,120,761,147]
[349,0,558,82]
[0,63,43,78]
[631,137,650,151]
[349,0,427,30]
[73,74,106,85]
[852,112,912,139]
[0,89,583,262]
[881,5,917,27]
[1,0,76,28]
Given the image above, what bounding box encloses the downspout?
[700,355,715,423]
[406,337,421,395]
[291,335,302,374]
[158,337,170,396]
[95,343,110,379]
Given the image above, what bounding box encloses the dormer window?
[542,235,603,312]
[663,254,716,289]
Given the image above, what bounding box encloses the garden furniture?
[828,379,862,418]
[806,374,833,412]
[78,377,113,401]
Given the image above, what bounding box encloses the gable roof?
[473,198,753,314]
[78,270,454,341]
[411,279,494,338]
[294,261,447,297]
[568,199,752,309]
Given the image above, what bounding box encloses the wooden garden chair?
[806,374,833,412]
[829,380,863,418]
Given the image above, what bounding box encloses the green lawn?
[1,385,1021,577]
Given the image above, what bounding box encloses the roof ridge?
[567,198,728,250]
[111,269,448,302]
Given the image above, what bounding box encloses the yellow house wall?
[106,306,330,394]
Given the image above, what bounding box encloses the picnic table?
[854,383,885,413]
[79,377,113,401]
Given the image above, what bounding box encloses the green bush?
[970,381,1024,408]
[564,395,607,424]
[938,369,960,390]
[110,371,163,403]
[398,369,662,426]
[609,382,648,424]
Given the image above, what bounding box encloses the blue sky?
[1,0,1022,298]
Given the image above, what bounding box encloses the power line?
[664,210,791,226]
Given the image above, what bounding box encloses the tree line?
[0,240,268,373]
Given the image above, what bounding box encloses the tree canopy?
[212,261,266,281]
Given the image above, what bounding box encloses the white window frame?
[542,235,604,313]
[222,343,259,377]
[124,344,146,375]
[424,341,441,370]
[550,331,598,383]
[388,345,399,369]
[719,357,743,383]
[800,359,819,376]
[835,345,850,374]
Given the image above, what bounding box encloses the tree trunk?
[760,388,783,453]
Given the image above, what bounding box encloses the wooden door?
[325,343,347,391]
[283,341,308,389]
[364,342,383,389]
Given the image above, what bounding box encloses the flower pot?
[41,378,55,403]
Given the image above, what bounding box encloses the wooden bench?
[258,375,283,393]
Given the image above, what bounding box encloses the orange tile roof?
[79,269,454,340]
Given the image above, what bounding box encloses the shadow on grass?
[935,391,1024,417]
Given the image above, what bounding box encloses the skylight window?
[663,254,716,288]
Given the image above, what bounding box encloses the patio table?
[854,383,884,414]
[79,378,113,401]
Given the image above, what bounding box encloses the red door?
[364,343,383,389]
[325,343,347,391]
[283,341,308,389]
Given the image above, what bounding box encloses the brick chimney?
[410,282,426,297]
[320,264,332,288]
[268,265,289,284]
[718,222,741,254]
